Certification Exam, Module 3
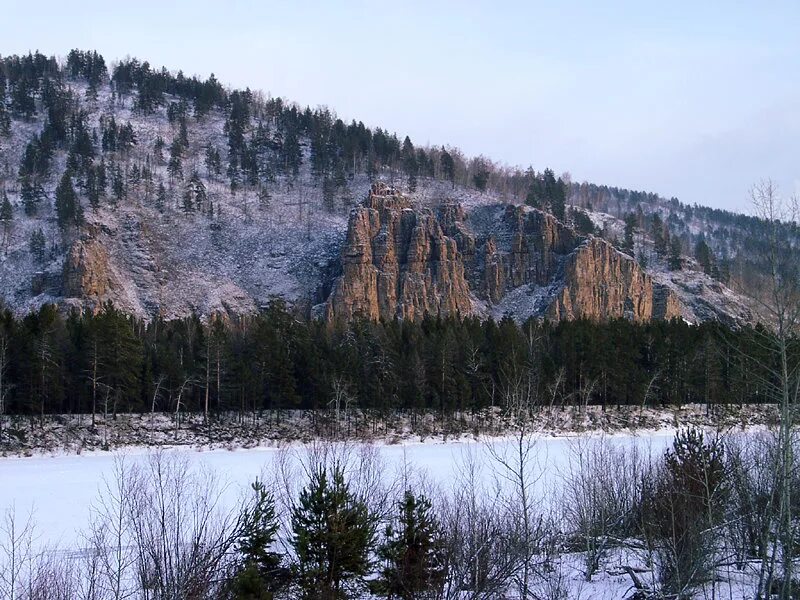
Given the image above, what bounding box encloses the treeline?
[0,300,791,419]
[0,49,579,224]
[571,181,800,292]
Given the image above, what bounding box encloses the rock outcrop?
[547,238,677,322]
[326,188,683,323]
[63,237,117,301]
[326,183,472,321]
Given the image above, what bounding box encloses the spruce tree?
[374,491,445,599]
[291,466,376,600]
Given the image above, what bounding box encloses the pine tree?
[694,239,713,276]
[669,237,683,271]
[55,171,83,229]
[622,213,636,255]
[156,181,167,212]
[29,228,46,265]
[291,466,376,600]
[231,480,284,599]
[401,136,418,192]
[1,191,13,253]
[178,116,189,149]
[153,135,165,163]
[440,148,455,189]
[651,213,667,257]
[182,171,207,213]
[168,138,183,180]
[374,491,445,599]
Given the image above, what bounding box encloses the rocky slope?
[0,66,754,326]
[325,183,684,323]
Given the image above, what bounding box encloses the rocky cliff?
[326,183,472,321]
[326,185,683,323]
[62,232,124,312]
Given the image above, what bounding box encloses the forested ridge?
[0,48,795,419]
[0,300,793,419]
[0,48,796,309]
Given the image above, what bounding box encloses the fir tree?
[291,466,376,600]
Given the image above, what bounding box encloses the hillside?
[0,50,764,325]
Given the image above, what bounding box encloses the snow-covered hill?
[0,56,758,325]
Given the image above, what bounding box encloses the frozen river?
[0,431,677,551]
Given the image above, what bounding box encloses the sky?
[4,0,799,212]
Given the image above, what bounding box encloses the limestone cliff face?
[475,205,580,303]
[326,183,472,321]
[63,237,117,301]
[326,191,682,323]
[469,204,681,322]
[62,231,141,314]
[547,238,677,322]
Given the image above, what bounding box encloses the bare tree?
[0,506,36,600]
[85,457,136,600]
[746,181,800,599]
[561,438,644,582]
[0,329,9,438]
[439,450,517,599]
[124,452,247,600]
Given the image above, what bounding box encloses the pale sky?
[4,0,799,212]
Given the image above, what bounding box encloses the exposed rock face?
[326,183,472,321]
[327,189,683,323]
[547,238,677,322]
[63,236,119,304]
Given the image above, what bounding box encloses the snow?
[0,424,775,598]
[0,431,673,550]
